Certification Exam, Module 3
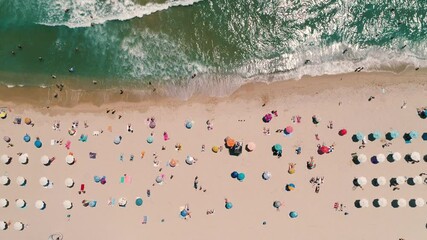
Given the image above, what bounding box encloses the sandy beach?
[1,70,427,240]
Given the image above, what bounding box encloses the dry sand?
[1,70,427,240]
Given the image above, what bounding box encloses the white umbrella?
[378,198,388,207]
[357,177,367,186]
[18,154,29,164]
[0,198,8,207]
[1,154,10,164]
[357,154,367,163]
[118,197,127,207]
[359,199,369,208]
[396,176,406,185]
[15,199,26,208]
[376,154,386,163]
[40,155,50,165]
[397,198,407,207]
[65,178,74,188]
[65,155,75,165]
[262,171,271,180]
[411,152,421,161]
[63,200,73,209]
[377,176,386,186]
[413,176,423,185]
[155,176,163,184]
[392,152,401,161]
[0,176,10,185]
[0,221,6,230]
[35,200,45,210]
[16,176,26,186]
[185,156,194,165]
[13,222,24,231]
[39,177,49,186]
[415,198,425,207]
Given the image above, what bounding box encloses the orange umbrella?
[226,137,235,148]
[169,159,177,167]
[24,118,32,125]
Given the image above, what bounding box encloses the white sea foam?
[38,0,203,28]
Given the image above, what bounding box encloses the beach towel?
[65,141,71,150]
[125,175,132,184]
[120,176,125,184]
[89,152,97,159]
[51,139,55,146]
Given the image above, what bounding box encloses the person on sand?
[288,163,296,174]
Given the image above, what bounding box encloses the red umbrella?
[319,146,330,154]
[284,126,293,134]
[339,129,347,136]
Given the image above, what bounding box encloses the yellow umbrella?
[212,146,219,153]
[24,118,32,125]
[0,111,7,119]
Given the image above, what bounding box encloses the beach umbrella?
[18,154,28,164]
[0,221,6,230]
[411,152,421,161]
[0,111,6,119]
[89,201,97,207]
[289,211,298,218]
[376,154,386,163]
[180,209,188,217]
[286,183,296,191]
[3,136,10,143]
[372,131,381,140]
[415,198,425,207]
[118,198,127,207]
[355,132,364,141]
[237,173,246,181]
[422,133,427,141]
[212,146,219,153]
[357,154,367,163]
[397,198,407,207]
[378,198,388,207]
[273,201,282,209]
[262,171,271,180]
[231,171,239,178]
[284,126,293,134]
[146,136,153,144]
[35,200,46,210]
[39,177,49,186]
[94,176,101,183]
[63,200,73,209]
[225,202,233,209]
[65,178,74,188]
[413,176,423,185]
[357,177,367,186]
[319,145,329,154]
[34,139,42,148]
[377,176,386,186]
[246,142,256,151]
[114,136,121,145]
[1,154,10,164]
[149,121,156,129]
[396,176,406,185]
[65,155,75,165]
[185,121,193,129]
[169,159,177,167]
[1,176,10,185]
[24,118,31,125]
[15,199,26,208]
[392,152,401,161]
[40,155,50,165]
[155,176,163,184]
[226,137,235,148]
[388,130,399,139]
[338,129,347,136]
[263,114,272,123]
[16,176,26,186]
[135,197,143,206]
[359,199,369,208]
[13,222,24,231]
[23,134,31,142]
[273,144,282,152]
[185,156,194,165]
[0,198,8,208]
[409,131,418,139]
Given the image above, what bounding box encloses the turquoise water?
[0,0,426,98]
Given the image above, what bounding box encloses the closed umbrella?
[0,221,6,230]
[146,136,154,144]
[23,134,31,142]
[289,211,298,218]
[0,198,8,208]
[262,171,271,180]
[357,154,367,163]
[284,126,293,134]
[39,177,49,186]
[357,177,367,186]
[415,198,425,207]
[65,155,75,165]
[65,178,74,188]
[0,176,10,185]
[359,199,369,208]
[413,176,423,185]
[376,154,386,163]
[13,222,24,231]
[396,176,405,185]
[273,201,282,209]
[34,139,42,148]
[35,200,46,210]
[114,136,122,145]
[378,198,388,207]
[185,156,194,165]
[135,197,143,206]
[0,154,10,164]
[392,152,401,161]
[246,142,256,151]
[237,173,245,181]
[15,199,26,208]
[18,154,29,164]
[63,200,73,209]
[40,155,50,165]
[377,176,386,186]
[411,152,421,161]
[16,176,26,186]
[398,198,407,207]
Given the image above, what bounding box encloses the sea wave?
[37,0,203,28]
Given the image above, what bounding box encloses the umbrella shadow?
[407,178,416,186]
[386,154,394,163]
[371,178,380,187]
[372,199,380,208]
[409,199,417,208]
[403,133,412,142]
[371,156,379,164]
[352,156,360,165]
[391,200,399,208]
[368,133,376,142]
[354,200,362,208]
[385,132,393,141]
[351,135,360,142]
[404,154,412,163]
[424,154,427,162]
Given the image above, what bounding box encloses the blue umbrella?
[185,121,193,129]
[23,134,31,142]
[89,201,97,207]
[94,176,100,183]
[147,136,154,144]
[135,198,143,206]
[355,132,364,141]
[237,173,245,181]
[289,211,298,218]
[34,139,42,148]
[225,202,233,209]
[409,131,418,139]
[372,131,381,140]
[231,171,239,178]
[422,133,427,141]
[389,130,399,139]
[180,210,188,217]
[274,144,282,151]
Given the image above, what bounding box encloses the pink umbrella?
[284,126,293,134]
[163,132,169,141]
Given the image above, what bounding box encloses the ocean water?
[0,0,426,98]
